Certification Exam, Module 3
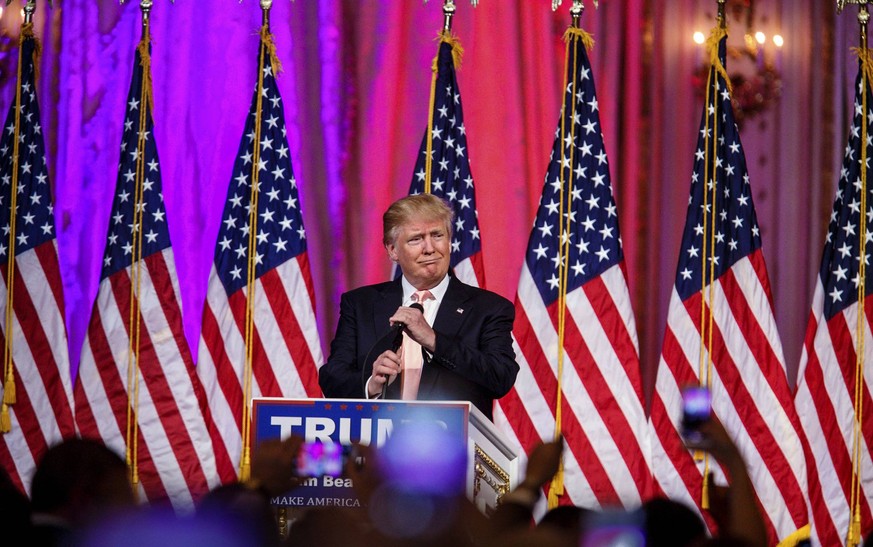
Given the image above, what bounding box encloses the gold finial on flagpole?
[22,0,33,23]
[140,0,152,27]
[442,0,456,31]
[261,0,271,27]
[839,0,869,15]
[423,0,479,33]
[551,0,598,14]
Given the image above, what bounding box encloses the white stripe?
[452,257,480,288]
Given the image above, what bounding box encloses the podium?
[251,397,520,514]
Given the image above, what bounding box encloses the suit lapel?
[373,279,403,340]
[432,276,472,339]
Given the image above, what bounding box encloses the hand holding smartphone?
[680,385,712,445]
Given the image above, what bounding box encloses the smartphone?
[296,441,346,478]
[680,385,711,443]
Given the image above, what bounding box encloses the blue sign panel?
[252,398,470,508]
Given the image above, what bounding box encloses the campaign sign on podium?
[251,397,519,513]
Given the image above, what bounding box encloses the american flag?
[0,30,76,495]
[73,43,219,511]
[648,34,808,543]
[795,57,873,546]
[494,29,653,509]
[402,35,484,287]
[196,33,324,484]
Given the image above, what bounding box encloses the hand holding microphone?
[378,302,428,399]
[389,302,425,352]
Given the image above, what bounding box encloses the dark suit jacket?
[318,275,519,420]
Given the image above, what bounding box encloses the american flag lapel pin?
[456,308,464,314]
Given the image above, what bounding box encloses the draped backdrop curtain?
[6,0,856,405]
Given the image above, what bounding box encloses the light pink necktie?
[400,290,434,400]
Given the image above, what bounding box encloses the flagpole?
[836,2,870,545]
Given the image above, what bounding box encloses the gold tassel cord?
[239,26,273,482]
[846,45,873,547]
[125,25,154,495]
[0,26,33,432]
[548,28,586,509]
[697,28,730,512]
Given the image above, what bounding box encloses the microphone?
[382,302,425,399]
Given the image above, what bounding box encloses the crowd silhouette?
[0,417,836,547]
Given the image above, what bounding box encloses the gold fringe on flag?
[562,27,595,52]
[259,25,284,78]
[852,47,873,89]
[704,26,733,95]
[136,33,154,114]
[432,29,464,72]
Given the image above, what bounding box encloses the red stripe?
[503,302,554,451]
[805,305,873,540]
[716,266,808,527]
[1,360,47,491]
[298,251,317,314]
[504,303,576,506]
[260,264,320,396]
[35,242,67,323]
[516,295,621,505]
[6,253,75,434]
[584,273,646,402]
[227,286,282,396]
[141,253,212,500]
[198,302,242,484]
[564,279,652,499]
[677,292,798,542]
[201,296,245,437]
[650,388,717,533]
[797,339,842,546]
[654,327,706,501]
[74,296,128,441]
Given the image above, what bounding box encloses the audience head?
[30,437,135,526]
[642,497,707,547]
[0,462,30,538]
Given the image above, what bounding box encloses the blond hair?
[383,193,454,246]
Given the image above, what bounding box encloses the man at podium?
[318,194,519,421]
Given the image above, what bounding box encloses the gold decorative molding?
[473,444,510,502]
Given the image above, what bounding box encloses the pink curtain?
[10,0,855,404]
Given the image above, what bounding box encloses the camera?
[680,385,711,443]
[296,441,348,478]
